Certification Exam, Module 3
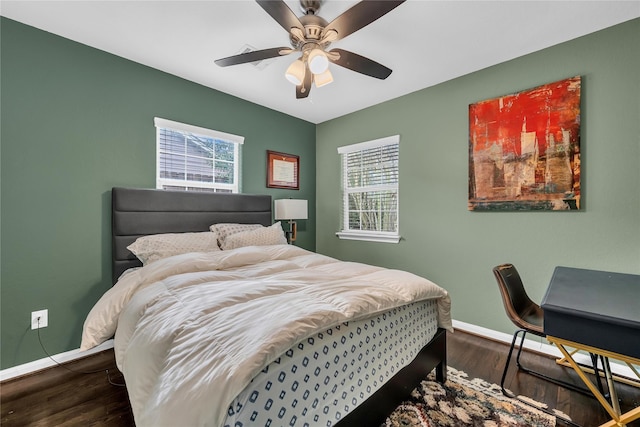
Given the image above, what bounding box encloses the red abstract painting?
[468,76,581,211]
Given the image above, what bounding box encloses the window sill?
[336,231,401,244]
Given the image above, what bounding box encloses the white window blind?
[155,117,244,193]
[337,135,400,243]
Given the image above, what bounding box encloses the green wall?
[2,16,638,372]
[316,19,640,336]
[0,18,316,369]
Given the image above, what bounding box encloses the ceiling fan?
[215,0,405,99]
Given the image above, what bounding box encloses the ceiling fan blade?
[328,48,392,80]
[323,0,405,41]
[296,65,313,99]
[215,47,291,67]
[256,0,304,34]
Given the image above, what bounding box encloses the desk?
[541,266,640,427]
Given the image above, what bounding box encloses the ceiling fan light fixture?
[285,59,305,85]
[216,0,404,99]
[314,69,333,88]
[308,48,329,75]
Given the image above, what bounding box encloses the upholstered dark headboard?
[112,187,272,284]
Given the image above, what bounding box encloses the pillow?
[127,231,220,265]
[221,222,287,250]
[209,223,264,247]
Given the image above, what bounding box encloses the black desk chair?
[493,263,603,398]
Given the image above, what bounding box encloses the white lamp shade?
[308,49,329,75]
[285,59,305,85]
[274,199,308,220]
[314,69,333,87]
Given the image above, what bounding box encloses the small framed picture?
[267,150,299,190]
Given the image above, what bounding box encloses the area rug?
[383,367,557,427]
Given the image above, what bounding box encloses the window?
[155,117,244,193]
[337,135,400,243]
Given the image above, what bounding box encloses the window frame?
[336,135,401,243]
[154,117,244,193]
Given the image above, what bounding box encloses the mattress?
[223,299,439,427]
[81,245,452,427]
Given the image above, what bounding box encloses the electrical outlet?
[31,309,48,330]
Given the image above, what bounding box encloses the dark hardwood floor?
[447,331,639,427]
[1,330,638,426]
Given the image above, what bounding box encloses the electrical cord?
[35,317,125,387]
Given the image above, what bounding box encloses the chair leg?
[515,327,529,370]
[500,330,587,427]
[502,329,598,398]
[591,353,607,397]
[500,329,524,398]
[501,330,582,427]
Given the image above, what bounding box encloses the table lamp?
[274,199,308,244]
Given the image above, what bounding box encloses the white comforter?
[81,245,452,427]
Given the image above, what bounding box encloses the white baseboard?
[452,319,636,379]
[2,321,636,382]
[0,339,114,382]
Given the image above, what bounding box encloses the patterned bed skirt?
[223,298,440,427]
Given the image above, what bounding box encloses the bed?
[81,187,452,427]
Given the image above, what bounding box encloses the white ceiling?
[2,1,639,124]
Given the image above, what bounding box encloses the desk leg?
[602,357,622,417]
[548,336,640,427]
[599,407,640,427]
[627,363,640,380]
[552,342,621,422]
